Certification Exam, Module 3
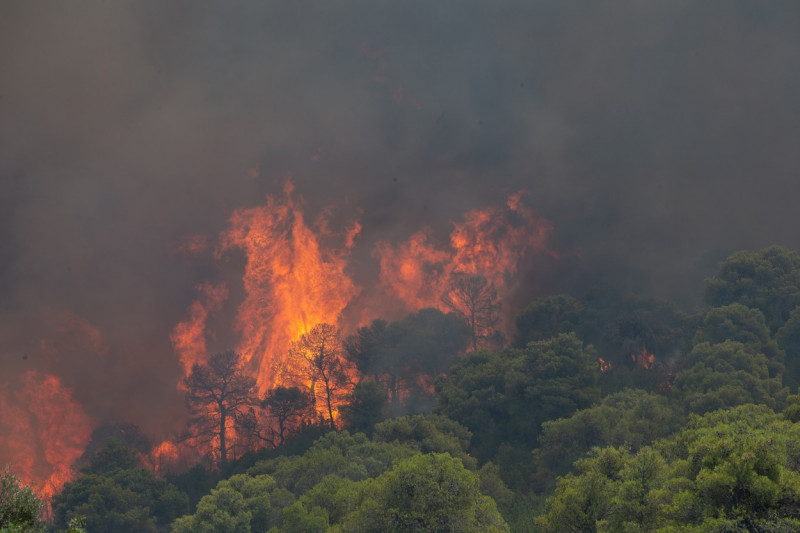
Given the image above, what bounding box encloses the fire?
[598,357,612,374]
[144,440,202,475]
[0,371,91,501]
[632,347,656,369]
[217,182,360,395]
[165,184,555,462]
[375,191,553,327]
[171,282,229,376]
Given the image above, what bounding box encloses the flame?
[218,182,360,395]
[598,357,612,374]
[168,185,555,461]
[631,347,656,369]
[170,282,229,376]
[0,372,91,501]
[375,192,552,324]
[144,440,204,475]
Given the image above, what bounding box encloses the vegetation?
[0,470,44,533]
[29,245,800,531]
[52,439,188,533]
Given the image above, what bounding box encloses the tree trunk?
[323,377,336,429]
[219,408,227,466]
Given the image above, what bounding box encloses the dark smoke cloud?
[1,0,799,440]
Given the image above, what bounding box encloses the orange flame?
[0,372,91,501]
[168,185,555,461]
[170,282,229,376]
[631,347,656,369]
[375,192,552,322]
[218,182,360,395]
[598,357,612,374]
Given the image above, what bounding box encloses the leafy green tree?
[250,431,417,496]
[705,246,800,332]
[0,469,44,533]
[340,453,509,532]
[533,389,684,491]
[776,305,800,387]
[52,439,188,533]
[339,379,387,435]
[372,414,475,468]
[675,340,788,414]
[172,419,507,532]
[693,303,784,374]
[184,351,257,466]
[536,405,800,532]
[535,447,625,533]
[436,333,600,462]
[171,474,293,533]
[515,294,584,346]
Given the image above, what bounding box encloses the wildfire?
[598,357,612,374]
[0,371,91,501]
[163,183,556,464]
[171,282,229,376]
[632,347,656,369]
[217,182,360,395]
[375,191,553,326]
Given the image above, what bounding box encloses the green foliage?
[536,405,800,532]
[515,294,584,346]
[249,431,416,495]
[80,437,141,475]
[171,474,292,533]
[776,306,800,387]
[675,340,788,414]
[533,389,685,491]
[340,379,388,435]
[0,470,44,533]
[340,453,509,532]
[171,422,506,532]
[52,440,188,533]
[436,333,600,463]
[705,246,800,333]
[694,304,784,375]
[372,414,475,468]
[345,309,470,414]
[65,516,87,533]
[579,288,692,373]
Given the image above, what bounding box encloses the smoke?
[2,0,800,447]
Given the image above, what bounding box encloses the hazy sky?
[2,0,799,438]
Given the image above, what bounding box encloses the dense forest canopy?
[2,246,800,531]
[3,1,800,531]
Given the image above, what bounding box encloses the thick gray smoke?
[2,0,799,440]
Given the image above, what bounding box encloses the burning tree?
[184,351,256,466]
[285,323,351,429]
[441,272,499,352]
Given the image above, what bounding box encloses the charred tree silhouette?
[184,351,256,466]
[345,309,470,414]
[261,386,313,447]
[287,323,350,429]
[441,272,499,352]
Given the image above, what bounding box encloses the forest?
[6,245,800,532]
